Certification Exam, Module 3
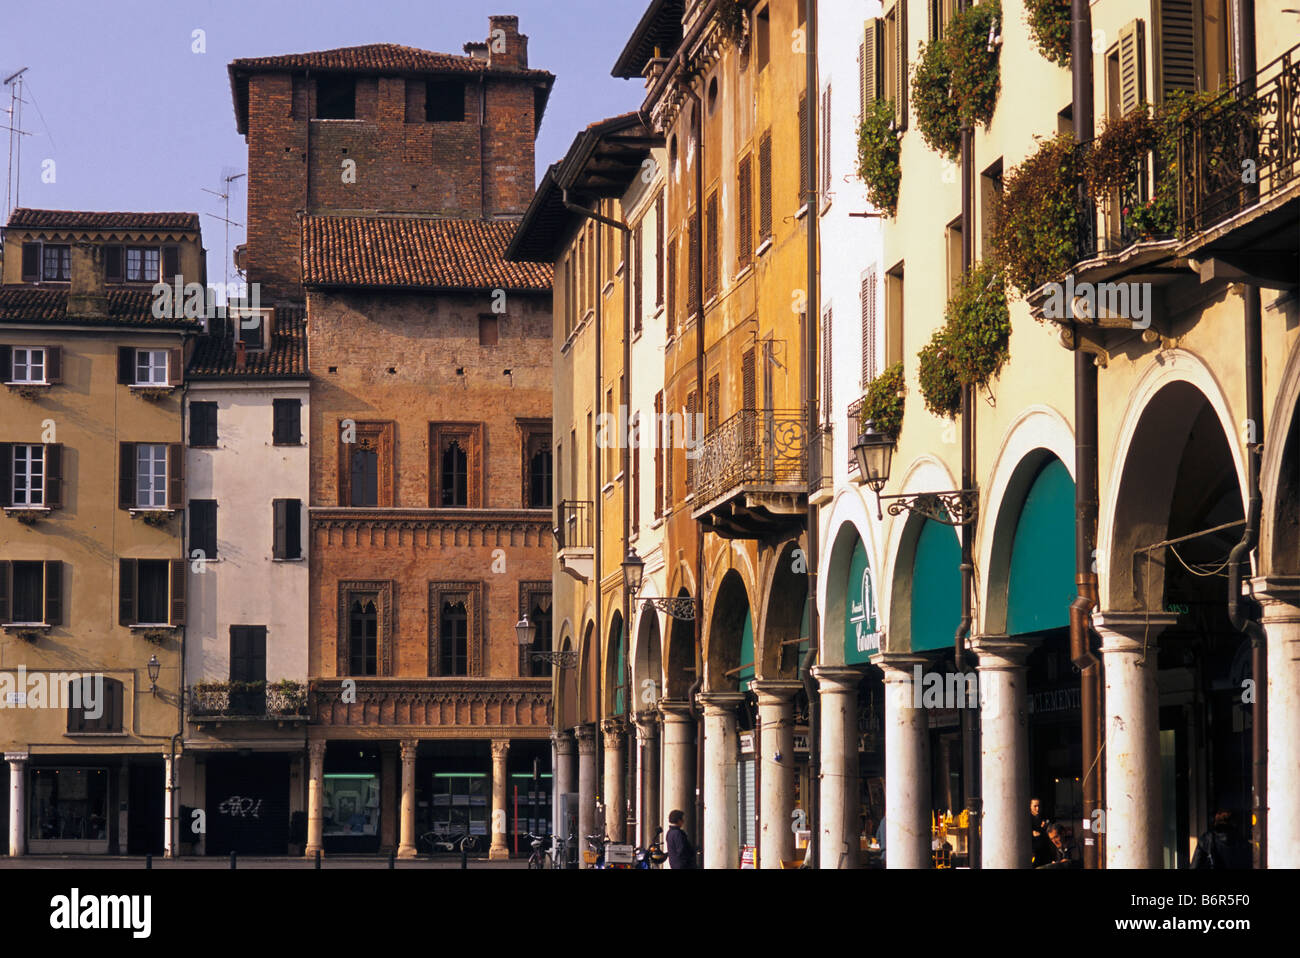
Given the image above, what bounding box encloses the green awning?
[911,520,961,652]
[1007,458,1075,635]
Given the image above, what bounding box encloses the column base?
[397,845,418,860]
[304,845,323,859]
[488,846,509,861]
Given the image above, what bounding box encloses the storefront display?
[29,767,109,849]
[322,773,380,837]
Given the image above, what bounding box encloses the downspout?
[1228,0,1265,869]
[689,86,707,867]
[621,218,635,842]
[802,0,821,870]
[480,76,488,219]
[170,373,191,858]
[1069,0,1103,870]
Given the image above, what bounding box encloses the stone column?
[397,740,418,859]
[6,753,27,857]
[634,712,661,847]
[163,750,176,858]
[575,725,598,860]
[601,719,627,842]
[1255,578,1300,868]
[753,680,802,869]
[973,635,1035,869]
[305,740,325,858]
[814,666,862,869]
[698,691,744,869]
[379,745,398,854]
[489,739,510,860]
[553,731,576,840]
[659,700,695,841]
[878,654,931,869]
[1095,612,1177,868]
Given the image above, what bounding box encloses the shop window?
[29,768,110,841]
[428,581,484,676]
[338,421,394,507]
[429,423,483,508]
[67,678,124,733]
[426,79,466,122]
[323,774,380,838]
[429,774,488,841]
[337,581,393,676]
[316,76,356,119]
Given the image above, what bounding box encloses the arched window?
[441,441,468,508]
[529,601,552,678]
[349,598,378,675]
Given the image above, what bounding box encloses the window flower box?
[130,385,177,402]
[5,382,52,400]
[130,508,176,528]
[267,680,308,716]
[4,507,49,525]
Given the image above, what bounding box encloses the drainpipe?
[802,0,822,870]
[1069,0,1103,870]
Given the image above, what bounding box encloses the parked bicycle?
[419,831,479,855]
[526,832,549,869]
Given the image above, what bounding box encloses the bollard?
[461,845,468,870]
[230,851,237,870]
[388,851,396,870]
[314,849,322,870]
[145,854,152,870]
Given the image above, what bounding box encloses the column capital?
[696,691,746,716]
[872,653,928,681]
[971,634,1038,670]
[1093,611,1179,652]
[308,740,327,762]
[601,718,628,748]
[553,730,577,755]
[4,752,29,764]
[632,711,660,741]
[491,739,511,762]
[575,724,599,753]
[657,698,695,721]
[400,739,419,763]
[1252,576,1300,619]
[750,680,804,706]
[811,664,863,694]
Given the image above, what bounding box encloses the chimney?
[463,41,489,61]
[487,15,527,68]
[234,339,247,370]
[67,243,109,319]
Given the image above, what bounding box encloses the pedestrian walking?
[665,809,696,869]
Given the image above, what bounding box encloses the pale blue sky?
[1,0,648,284]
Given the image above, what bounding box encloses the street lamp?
[147,654,161,694]
[515,613,537,648]
[622,547,645,597]
[853,420,978,526]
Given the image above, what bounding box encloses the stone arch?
[633,609,664,710]
[578,620,599,725]
[1100,354,1247,611]
[883,455,961,654]
[604,610,627,719]
[664,587,697,700]
[556,628,578,731]
[756,536,809,680]
[819,486,883,667]
[1263,336,1300,575]
[703,569,753,693]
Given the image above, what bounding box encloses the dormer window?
[43,245,71,282]
[234,310,269,350]
[317,76,356,119]
[136,350,168,386]
[125,247,161,283]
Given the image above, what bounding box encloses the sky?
[0,0,649,285]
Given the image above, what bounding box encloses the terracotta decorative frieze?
[310,678,551,730]
[311,509,550,549]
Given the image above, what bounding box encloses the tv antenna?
[3,67,30,225]
[202,168,246,292]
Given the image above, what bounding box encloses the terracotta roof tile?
[6,208,200,231]
[302,215,553,292]
[228,43,552,79]
[186,306,309,379]
[0,285,200,329]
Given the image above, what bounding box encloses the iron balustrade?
[693,408,808,507]
[554,500,592,551]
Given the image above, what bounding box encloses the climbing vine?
[1024,0,1072,68]
[861,362,906,438]
[917,262,1011,419]
[856,98,903,216]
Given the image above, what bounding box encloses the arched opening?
[635,611,663,708]
[706,570,752,694]
[1271,388,1300,571]
[762,540,809,679]
[665,588,696,700]
[605,611,627,719]
[557,633,578,731]
[579,622,599,726]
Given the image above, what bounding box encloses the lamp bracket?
[876,489,979,526]
[532,650,579,669]
[641,597,698,621]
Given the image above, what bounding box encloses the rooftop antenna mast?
[202,168,246,292]
[3,67,30,224]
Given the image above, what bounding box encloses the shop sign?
[739,732,755,755]
[1029,686,1081,714]
[845,539,881,665]
[740,846,756,868]
[792,731,867,753]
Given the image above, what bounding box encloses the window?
[11,444,45,507]
[425,79,466,122]
[654,392,664,519]
[338,421,394,507]
[927,0,958,40]
[520,423,553,509]
[861,268,879,388]
[798,93,810,206]
[316,76,356,119]
[229,626,267,714]
[666,234,678,331]
[980,158,1003,260]
[67,677,123,733]
[429,423,482,508]
[633,223,644,334]
[190,401,218,447]
[118,442,181,511]
[518,583,553,677]
[190,500,217,560]
[273,398,301,446]
[125,247,160,283]
[885,261,905,368]
[756,6,771,71]
[758,132,773,243]
[737,155,754,269]
[119,558,184,627]
[138,350,166,385]
[273,499,302,560]
[654,193,665,310]
[821,85,833,206]
[945,217,964,298]
[42,245,71,282]
[821,308,833,423]
[10,347,46,384]
[429,581,483,676]
[478,315,499,347]
[704,190,719,300]
[337,581,392,675]
[119,347,179,387]
[4,561,60,624]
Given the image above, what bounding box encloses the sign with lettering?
[845,538,880,664]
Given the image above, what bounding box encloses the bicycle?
[526,832,549,869]
[419,831,479,855]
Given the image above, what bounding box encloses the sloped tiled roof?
[6,208,201,232]
[302,215,553,292]
[187,306,309,380]
[0,286,200,329]
[229,42,552,77]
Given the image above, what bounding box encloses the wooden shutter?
[634,224,644,333]
[45,443,63,509]
[45,346,62,384]
[0,444,10,507]
[1152,0,1196,103]
[191,500,216,559]
[742,348,757,411]
[666,413,675,506]
[896,0,909,130]
[704,192,719,299]
[21,244,40,282]
[167,444,183,509]
[43,560,62,626]
[654,391,664,517]
[168,347,183,386]
[666,235,678,330]
[822,308,833,417]
[105,246,124,282]
[274,498,288,559]
[0,561,8,623]
[688,212,700,308]
[685,391,697,490]
[118,347,135,385]
[119,558,137,626]
[821,85,833,198]
[738,155,754,268]
[655,193,665,309]
[1119,20,1148,114]
[864,21,879,111]
[759,132,773,240]
[799,93,810,203]
[862,270,879,387]
[119,442,136,510]
[169,559,186,625]
[632,422,640,533]
[707,375,720,432]
[162,246,180,282]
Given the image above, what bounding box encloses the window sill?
[602,481,617,497]
[5,506,51,525]
[129,623,177,630]
[271,557,306,563]
[64,732,130,738]
[796,204,809,220]
[5,382,52,400]
[756,237,774,257]
[603,281,615,297]
[129,384,177,401]
[734,264,754,283]
[2,623,51,635]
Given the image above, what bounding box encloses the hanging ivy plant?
[856,98,902,216]
[861,362,906,438]
[917,329,962,419]
[912,40,961,159]
[991,133,1081,298]
[1082,110,1158,194]
[1024,0,1071,68]
[917,263,1011,419]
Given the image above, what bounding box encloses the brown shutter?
[707,375,720,432]
[688,212,700,309]
[632,421,640,532]
[896,0,909,130]
[162,246,180,283]
[738,155,754,268]
[21,243,40,283]
[43,560,62,626]
[863,271,879,386]
[822,86,833,197]
[0,562,9,623]
[45,346,62,383]
[864,21,879,110]
[273,498,288,559]
[0,346,10,381]
[654,391,664,517]
[822,308,833,418]
[169,559,186,625]
[167,443,183,509]
[742,348,757,411]
[798,93,810,203]
[0,444,10,506]
[105,245,124,282]
[685,391,697,490]
[1118,20,1148,115]
[759,132,774,240]
[655,193,665,308]
[1152,1,1195,103]
[704,192,719,299]
[168,347,183,386]
[119,442,136,509]
[45,443,63,509]
[666,412,675,505]
[634,224,644,333]
[666,236,677,330]
[119,558,136,626]
[118,347,135,385]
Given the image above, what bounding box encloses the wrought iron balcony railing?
[693,408,807,507]
[553,499,592,551]
[188,681,308,721]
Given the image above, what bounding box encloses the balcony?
[554,499,593,581]
[187,681,308,727]
[691,408,808,539]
